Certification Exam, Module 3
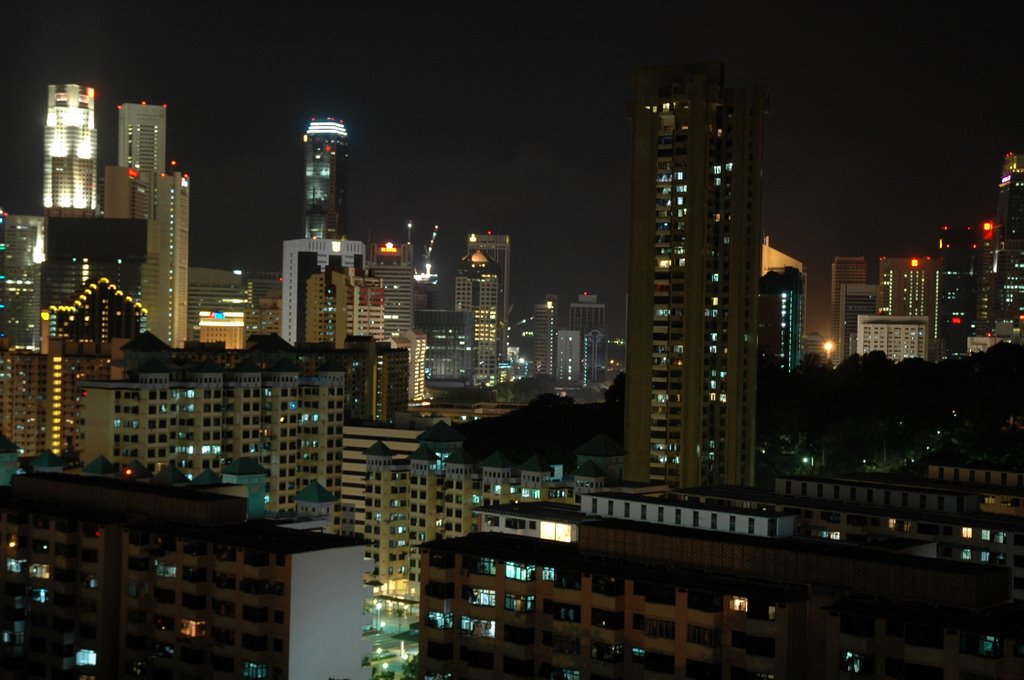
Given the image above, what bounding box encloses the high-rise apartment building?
[467,232,510,357]
[281,238,365,344]
[624,63,765,487]
[0,212,46,350]
[830,256,868,364]
[455,250,500,386]
[118,101,167,173]
[303,119,349,239]
[879,256,941,360]
[303,266,386,344]
[569,293,607,386]
[367,241,415,336]
[43,84,98,216]
[857,314,928,360]
[532,295,558,377]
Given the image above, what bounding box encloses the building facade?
[830,256,868,364]
[0,212,46,350]
[569,294,607,386]
[624,63,765,487]
[43,84,98,217]
[856,315,928,360]
[303,119,349,240]
[280,238,365,345]
[455,251,500,387]
[466,233,510,357]
[367,241,416,337]
[118,101,167,173]
[879,256,941,360]
[532,295,558,377]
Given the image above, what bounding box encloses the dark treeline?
[757,343,1024,484]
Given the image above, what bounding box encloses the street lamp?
[823,340,834,364]
[375,601,382,631]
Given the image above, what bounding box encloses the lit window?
[728,596,748,612]
[154,560,177,578]
[76,649,97,666]
[28,563,50,579]
[962,527,973,539]
[179,619,207,638]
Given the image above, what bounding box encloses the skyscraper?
[532,294,558,377]
[467,232,510,356]
[367,241,415,337]
[569,293,607,386]
[43,84,98,216]
[879,256,941,360]
[555,329,581,384]
[118,102,167,173]
[281,238,365,344]
[455,250,500,387]
[759,240,805,371]
[624,63,766,488]
[937,224,977,356]
[141,172,190,347]
[0,212,46,350]
[978,154,1024,334]
[830,256,868,364]
[303,119,349,239]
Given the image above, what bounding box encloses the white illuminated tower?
[43,84,98,216]
[303,119,350,239]
[118,102,167,173]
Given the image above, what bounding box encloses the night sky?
[4,2,1024,342]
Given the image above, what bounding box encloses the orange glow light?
[910,258,919,268]
[983,221,994,231]
[379,242,398,254]
[127,168,138,178]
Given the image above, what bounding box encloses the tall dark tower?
[624,63,766,488]
[303,119,349,239]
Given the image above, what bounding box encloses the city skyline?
[5,4,1024,340]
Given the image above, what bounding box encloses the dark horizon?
[4,3,1024,341]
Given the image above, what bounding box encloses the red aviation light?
[951,317,962,325]
[127,168,139,178]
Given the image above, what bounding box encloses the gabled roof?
[418,420,465,444]
[574,460,606,478]
[31,450,63,470]
[222,457,267,476]
[574,433,626,458]
[444,449,472,466]
[232,358,262,374]
[317,359,346,373]
[122,459,153,479]
[81,455,117,475]
[190,360,224,374]
[480,450,514,469]
[138,358,173,374]
[246,334,295,353]
[364,441,394,458]
[517,454,550,474]
[0,433,21,455]
[409,444,438,463]
[153,465,190,485]
[192,469,223,486]
[120,331,172,352]
[296,481,335,504]
[267,358,299,373]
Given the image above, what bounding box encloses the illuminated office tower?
[569,293,607,386]
[304,266,386,344]
[303,119,349,239]
[187,267,247,343]
[624,63,766,488]
[43,84,98,216]
[830,256,868,364]
[879,256,941,360]
[532,294,558,376]
[455,250,500,386]
[367,241,415,336]
[978,154,1024,333]
[466,232,510,356]
[556,329,581,384]
[0,212,46,350]
[118,102,166,173]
